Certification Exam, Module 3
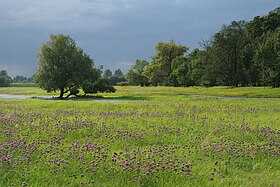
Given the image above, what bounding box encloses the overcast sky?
[0,0,279,77]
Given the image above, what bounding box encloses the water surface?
[0,94,133,102]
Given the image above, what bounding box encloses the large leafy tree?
[254,28,280,87]
[168,56,189,87]
[144,41,188,85]
[35,34,94,98]
[246,7,280,86]
[155,42,188,84]
[143,62,163,86]
[126,59,149,86]
[210,21,249,86]
[247,7,280,39]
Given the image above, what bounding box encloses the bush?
[82,78,116,95]
[0,76,12,87]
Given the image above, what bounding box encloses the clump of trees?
[126,7,280,87]
[126,59,149,86]
[102,68,126,85]
[0,70,12,87]
[35,34,115,99]
[13,75,33,83]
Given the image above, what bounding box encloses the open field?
[0,87,280,186]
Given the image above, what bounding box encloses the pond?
[0,94,32,99]
[0,94,133,102]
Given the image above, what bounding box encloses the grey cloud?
[0,0,136,31]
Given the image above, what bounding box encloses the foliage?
[111,68,126,85]
[136,7,280,87]
[81,68,102,95]
[0,70,12,87]
[13,75,33,83]
[126,59,149,86]
[143,41,188,85]
[142,62,162,86]
[34,34,94,98]
[168,56,190,86]
[34,34,116,98]
[210,21,249,86]
[200,7,280,87]
[103,68,126,86]
[254,28,280,87]
[103,69,113,79]
[82,67,116,95]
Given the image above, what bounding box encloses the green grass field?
[0,86,280,186]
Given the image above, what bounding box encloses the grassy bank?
[10,83,36,87]
[1,86,280,98]
[0,87,279,186]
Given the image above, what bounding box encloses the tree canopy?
[35,34,115,98]
[111,68,126,85]
[126,59,149,86]
[143,41,188,86]
[127,7,280,88]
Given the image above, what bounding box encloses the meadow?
[0,86,280,186]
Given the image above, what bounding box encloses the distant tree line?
[102,68,126,85]
[0,69,34,87]
[13,75,34,83]
[125,7,280,87]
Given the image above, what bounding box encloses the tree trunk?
[59,88,64,99]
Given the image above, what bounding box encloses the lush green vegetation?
[0,70,12,87]
[0,87,279,186]
[35,34,115,99]
[103,68,126,86]
[12,75,33,83]
[126,7,280,88]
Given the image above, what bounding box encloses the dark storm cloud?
[0,0,279,77]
